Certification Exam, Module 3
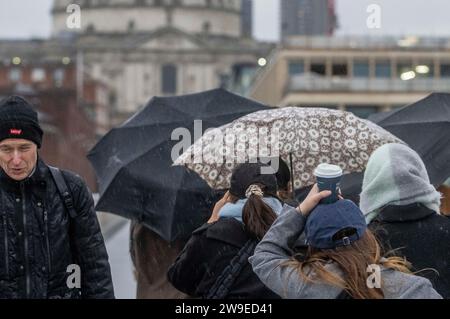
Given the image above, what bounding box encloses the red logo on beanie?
[10,129,22,135]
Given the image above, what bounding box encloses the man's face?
[0,138,38,181]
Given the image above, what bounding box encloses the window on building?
[391,104,405,110]
[162,64,177,94]
[9,68,22,82]
[375,61,391,78]
[53,68,65,87]
[332,63,348,77]
[219,73,230,89]
[414,62,434,78]
[109,93,117,110]
[353,61,369,77]
[321,105,338,110]
[31,68,46,82]
[300,104,338,110]
[397,62,414,78]
[345,105,379,119]
[311,63,326,76]
[202,21,211,34]
[288,60,304,75]
[86,24,95,33]
[440,64,450,77]
[128,20,135,31]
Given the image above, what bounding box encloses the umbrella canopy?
[88,88,269,242]
[174,107,402,190]
[368,92,450,187]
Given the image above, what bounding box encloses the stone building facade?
[51,0,273,124]
[0,0,273,186]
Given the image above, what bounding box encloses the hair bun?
[245,184,264,198]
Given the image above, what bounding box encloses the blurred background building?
[0,40,107,189]
[281,0,337,38]
[0,0,449,201]
[250,36,450,119]
[0,0,274,189]
[50,0,273,125]
[241,0,253,38]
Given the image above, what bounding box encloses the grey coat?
[249,205,442,299]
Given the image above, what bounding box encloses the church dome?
[52,0,243,38]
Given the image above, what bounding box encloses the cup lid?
[314,163,343,178]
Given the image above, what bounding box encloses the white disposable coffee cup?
[314,163,343,204]
[314,163,343,179]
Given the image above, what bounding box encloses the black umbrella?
[370,92,450,186]
[341,92,450,201]
[88,88,269,242]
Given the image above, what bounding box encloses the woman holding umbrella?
[167,162,282,299]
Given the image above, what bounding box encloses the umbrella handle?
[289,153,295,200]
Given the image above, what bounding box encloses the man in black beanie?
[0,96,114,299]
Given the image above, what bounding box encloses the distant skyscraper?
[281,0,336,38]
[241,0,253,38]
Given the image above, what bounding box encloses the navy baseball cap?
[305,200,367,249]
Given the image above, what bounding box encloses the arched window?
[162,64,177,94]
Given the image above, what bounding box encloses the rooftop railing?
[288,74,450,92]
[283,36,450,50]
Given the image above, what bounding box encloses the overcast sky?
[1,0,450,41]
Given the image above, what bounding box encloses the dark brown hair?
[242,183,278,240]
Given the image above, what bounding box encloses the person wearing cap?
[0,96,114,299]
[167,162,282,298]
[360,143,450,298]
[249,185,442,299]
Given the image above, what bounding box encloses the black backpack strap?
[206,239,258,299]
[48,165,81,298]
[48,166,78,219]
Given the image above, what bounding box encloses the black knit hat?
[229,162,278,199]
[0,96,43,148]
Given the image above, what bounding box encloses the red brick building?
[0,40,113,191]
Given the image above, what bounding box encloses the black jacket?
[369,203,450,299]
[167,217,280,299]
[0,159,114,299]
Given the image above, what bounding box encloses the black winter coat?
[167,217,280,299]
[369,203,450,299]
[0,159,114,299]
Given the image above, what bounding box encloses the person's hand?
[338,188,344,200]
[296,184,331,217]
[208,191,231,223]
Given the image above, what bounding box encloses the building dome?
[52,0,242,38]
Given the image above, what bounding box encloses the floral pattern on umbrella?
[174,107,403,190]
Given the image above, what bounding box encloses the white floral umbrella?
[174,107,403,190]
